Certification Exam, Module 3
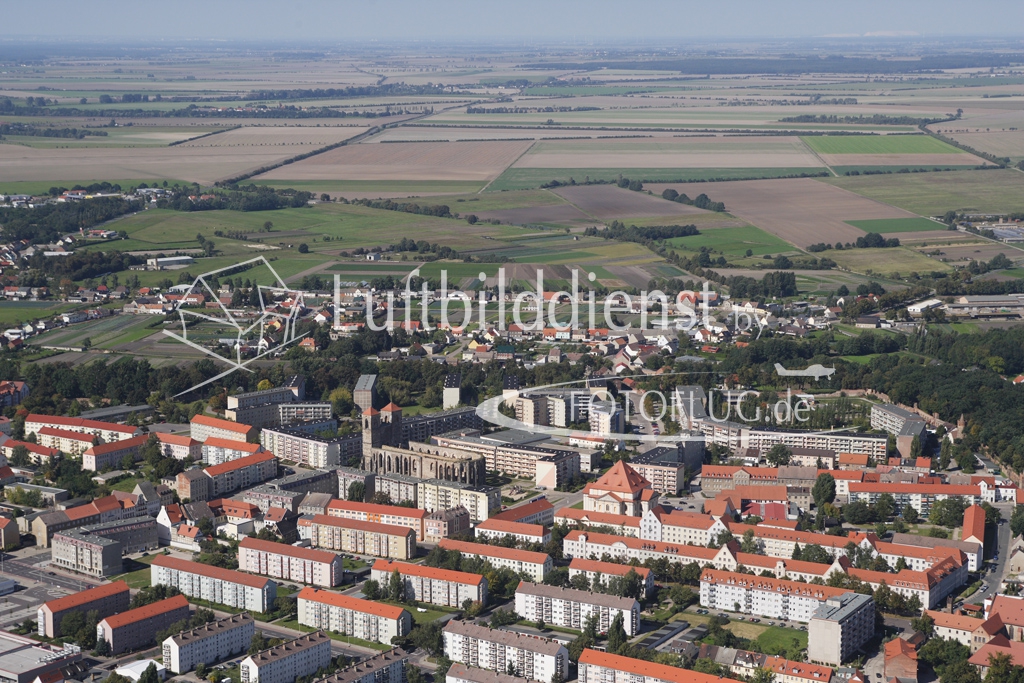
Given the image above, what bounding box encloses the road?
[973,501,1013,605]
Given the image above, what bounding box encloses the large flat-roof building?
[238,537,343,588]
[260,427,350,469]
[296,588,411,644]
[371,559,487,608]
[326,499,427,541]
[417,479,500,523]
[97,595,191,655]
[162,613,255,674]
[514,581,640,636]
[442,619,568,683]
[50,528,122,577]
[0,630,84,683]
[38,581,130,638]
[151,555,277,613]
[239,631,332,683]
[807,592,875,666]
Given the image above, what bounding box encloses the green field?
[829,247,951,277]
[664,226,798,256]
[754,625,808,656]
[825,169,1024,215]
[845,217,947,233]
[802,135,962,155]
[111,554,157,589]
[252,179,486,196]
[416,262,503,278]
[0,301,81,326]
[487,167,827,192]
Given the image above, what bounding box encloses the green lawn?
[488,167,826,192]
[754,626,808,655]
[109,477,142,493]
[664,225,798,257]
[110,554,158,588]
[277,619,392,651]
[802,135,962,155]
[845,217,947,234]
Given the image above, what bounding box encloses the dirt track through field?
[646,178,917,247]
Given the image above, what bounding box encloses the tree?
[903,505,920,525]
[93,638,110,656]
[137,663,159,683]
[298,243,309,254]
[812,473,836,508]
[9,445,29,468]
[843,501,875,524]
[1012,505,1024,538]
[740,529,759,554]
[466,215,478,225]
[536,619,546,631]
[257,379,273,391]
[196,663,208,679]
[751,669,776,683]
[363,579,381,601]
[765,444,792,467]
[607,612,627,653]
[249,631,268,655]
[347,481,365,502]
[911,613,934,637]
[388,570,404,602]
[876,492,896,521]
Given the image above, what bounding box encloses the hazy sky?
[2,0,1023,42]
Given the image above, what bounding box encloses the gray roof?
[873,403,923,422]
[312,649,409,683]
[515,581,639,611]
[246,631,331,668]
[355,375,377,391]
[53,527,120,547]
[447,663,527,683]
[811,592,874,623]
[169,613,254,646]
[442,620,566,656]
[890,533,980,555]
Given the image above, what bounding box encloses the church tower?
[381,402,403,447]
[362,407,382,454]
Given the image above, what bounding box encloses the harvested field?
[256,140,533,182]
[824,169,1024,214]
[0,142,342,185]
[488,167,826,192]
[918,243,1024,264]
[821,153,981,167]
[945,131,1024,160]
[845,217,946,233]
[551,185,709,221]
[606,265,664,290]
[371,126,610,142]
[828,247,952,276]
[513,136,825,169]
[177,126,368,148]
[473,203,594,226]
[646,178,917,247]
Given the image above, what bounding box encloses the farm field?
[664,225,798,256]
[917,242,1024,265]
[825,169,1024,215]
[945,130,1024,161]
[176,125,369,148]
[828,247,952,277]
[512,136,826,169]
[0,301,82,326]
[252,179,485,198]
[488,166,827,192]
[647,178,918,247]
[802,135,964,155]
[0,125,223,148]
[256,140,533,183]
[845,217,947,233]
[550,185,710,221]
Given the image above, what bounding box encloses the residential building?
[807,593,875,665]
[870,404,928,459]
[82,434,150,471]
[162,613,256,674]
[353,375,378,413]
[925,610,1005,653]
[189,415,257,443]
[296,588,411,644]
[417,479,500,523]
[555,508,642,537]
[31,493,148,548]
[890,532,982,573]
[492,498,555,527]
[847,482,981,516]
[425,506,471,542]
[443,374,462,410]
[515,581,640,636]
[589,402,624,436]
[371,559,487,608]
[578,648,723,683]
[51,517,158,577]
[201,437,264,465]
[316,649,409,683]
[563,529,738,569]
[963,504,986,554]
[446,662,524,683]
[306,515,416,560]
[582,461,660,517]
[203,451,278,496]
[639,508,728,546]
[0,439,59,466]
[475,518,550,546]
[298,493,335,517]
[38,581,130,638]
[260,427,347,469]
[151,555,277,613]
[238,537,343,588]
[443,620,567,683]
[177,469,212,503]
[97,595,191,655]
[36,427,96,456]
[337,467,375,502]
[568,558,655,598]
[239,632,333,683]
[700,569,858,624]
[326,500,427,541]
[438,539,552,581]
[155,433,203,461]
[430,433,580,485]
[629,447,689,495]
[24,414,140,443]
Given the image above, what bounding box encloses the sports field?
[845,217,947,233]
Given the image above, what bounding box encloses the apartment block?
[700,569,855,623]
[578,649,722,683]
[51,529,122,577]
[417,479,500,523]
[162,613,255,674]
[151,555,277,613]
[475,518,551,546]
[371,559,487,608]
[447,663,531,683]
[190,414,257,443]
[847,482,981,516]
[240,631,332,683]
[568,558,655,598]
[374,472,419,507]
[296,588,411,644]
[24,414,141,443]
[515,582,640,636]
[326,499,427,541]
[492,498,555,527]
[238,537,343,587]
[97,595,191,655]
[155,433,203,461]
[807,592,876,665]
[317,649,409,683]
[201,437,264,466]
[439,539,552,581]
[629,447,689,495]
[261,427,346,469]
[36,427,95,456]
[38,581,130,638]
[203,451,278,496]
[639,509,728,546]
[443,619,567,683]
[337,467,375,501]
[425,506,471,541]
[82,434,149,471]
[307,515,416,560]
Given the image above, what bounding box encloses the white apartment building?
[699,569,853,623]
[578,649,722,683]
[638,509,728,546]
[155,433,203,461]
[240,632,332,683]
[296,587,412,644]
[515,582,640,636]
[201,437,264,465]
[371,559,488,608]
[261,427,342,469]
[438,539,552,581]
[24,414,141,443]
[151,555,277,614]
[588,403,624,436]
[162,613,255,674]
[326,500,427,541]
[417,479,499,523]
[807,592,876,666]
[238,537,343,588]
[474,518,551,546]
[563,530,737,570]
[443,620,568,683]
[568,558,655,598]
[847,482,982,516]
[318,650,409,683]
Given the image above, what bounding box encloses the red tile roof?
[84,434,149,455]
[155,433,198,447]
[492,498,554,522]
[326,500,427,519]
[762,656,833,682]
[963,504,986,544]
[848,482,981,496]
[969,636,1024,669]
[555,507,641,528]
[190,414,254,434]
[42,581,129,614]
[37,427,94,443]
[568,558,652,580]
[565,529,723,561]
[203,437,262,452]
[151,554,272,589]
[578,649,722,683]
[700,568,849,599]
[26,414,137,434]
[372,559,484,585]
[296,587,407,620]
[100,594,189,629]
[475,518,547,538]
[203,451,276,477]
[587,461,651,495]
[439,539,551,566]
[310,514,413,537]
[240,537,339,564]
